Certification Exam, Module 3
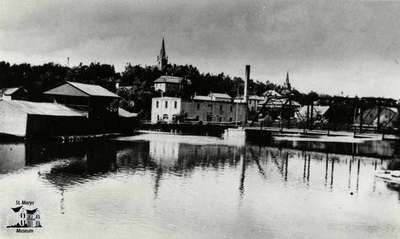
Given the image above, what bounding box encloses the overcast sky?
[1,0,400,97]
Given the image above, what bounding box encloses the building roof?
[209,92,232,99]
[235,95,265,101]
[153,96,181,100]
[44,81,119,98]
[154,76,183,84]
[262,98,300,108]
[118,108,138,118]
[1,100,87,117]
[11,206,23,213]
[3,87,22,96]
[296,106,330,119]
[193,95,213,101]
[263,90,281,97]
[248,95,265,101]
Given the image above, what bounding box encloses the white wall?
[0,101,27,137]
[154,83,166,92]
[151,97,181,123]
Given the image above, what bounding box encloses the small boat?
[375,170,400,184]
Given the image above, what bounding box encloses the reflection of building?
[151,96,246,124]
[149,140,179,166]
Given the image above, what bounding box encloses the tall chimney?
[244,65,250,103]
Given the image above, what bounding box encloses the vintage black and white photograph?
[1,0,400,238]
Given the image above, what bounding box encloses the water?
[0,133,399,239]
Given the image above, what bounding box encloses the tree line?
[0,60,397,121]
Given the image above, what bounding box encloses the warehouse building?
[0,100,87,138]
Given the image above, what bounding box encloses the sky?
[1,0,400,98]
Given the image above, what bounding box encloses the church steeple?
[157,38,168,72]
[284,72,291,90]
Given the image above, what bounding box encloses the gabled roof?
[263,90,281,97]
[1,100,86,117]
[44,81,119,98]
[297,106,330,118]
[154,76,184,84]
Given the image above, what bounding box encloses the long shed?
[0,100,87,138]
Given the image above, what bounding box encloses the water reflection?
[0,138,394,196]
[0,134,399,238]
[43,141,118,189]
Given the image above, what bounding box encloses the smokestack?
[244,65,250,102]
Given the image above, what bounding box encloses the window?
[230,105,233,112]
[229,117,233,122]
[197,103,200,110]
[157,115,160,120]
[174,101,177,109]
[163,114,169,120]
[208,104,213,110]
[156,101,159,108]
[220,105,223,111]
[165,101,168,108]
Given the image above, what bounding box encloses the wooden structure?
[44,81,120,133]
[0,100,87,138]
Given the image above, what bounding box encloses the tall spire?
[285,72,291,90]
[157,37,168,72]
[160,38,166,58]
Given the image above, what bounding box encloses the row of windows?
[197,103,234,112]
[157,114,234,122]
[156,101,178,109]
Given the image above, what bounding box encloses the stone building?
[151,96,246,124]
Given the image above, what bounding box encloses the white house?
[151,97,182,123]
